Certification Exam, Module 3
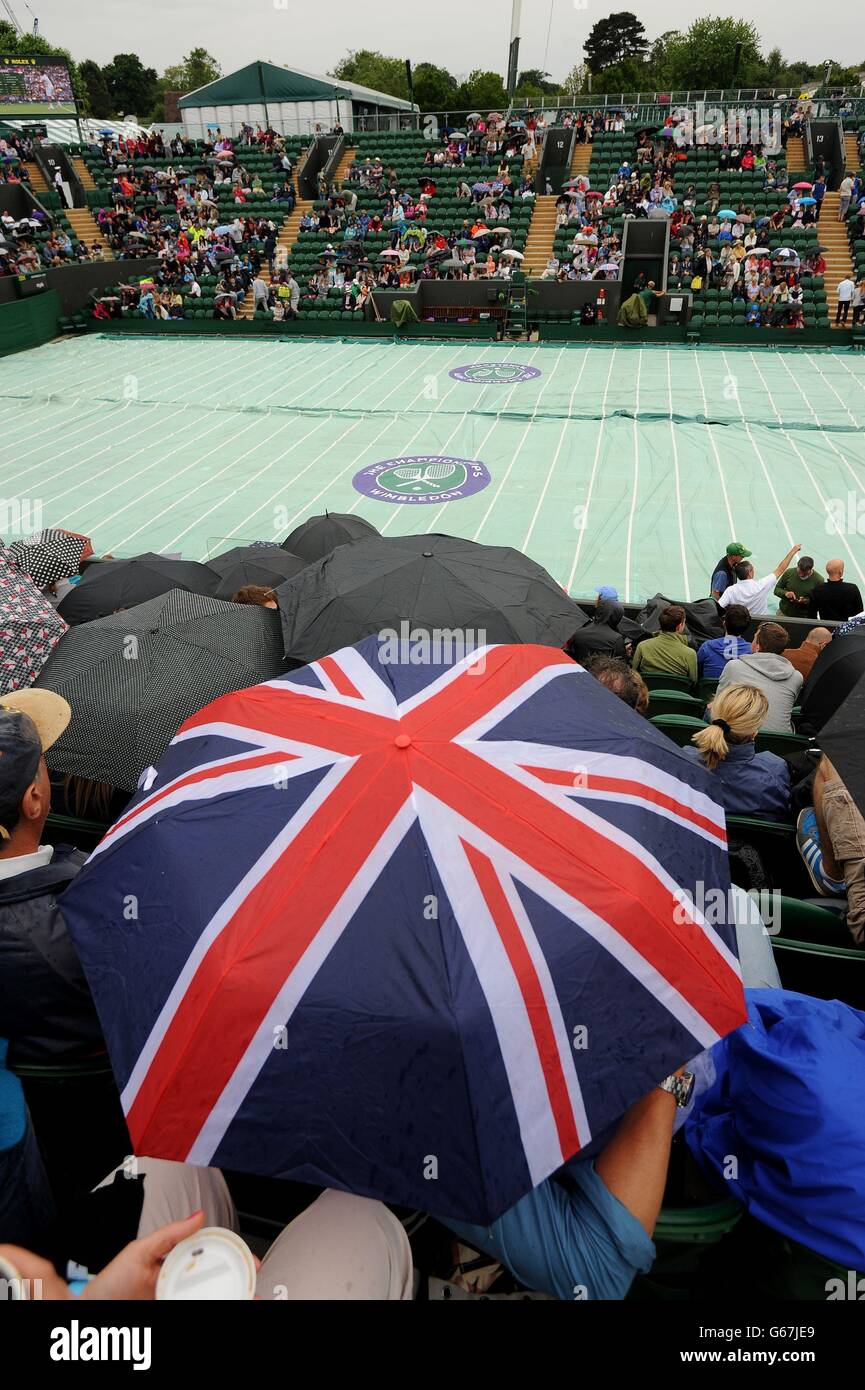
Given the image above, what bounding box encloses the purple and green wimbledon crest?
[449,362,541,384]
[352,456,491,505]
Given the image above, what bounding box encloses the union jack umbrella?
[62,639,746,1223]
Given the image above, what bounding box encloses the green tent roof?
[179,61,415,111]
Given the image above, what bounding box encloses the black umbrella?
[799,632,865,733]
[634,594,723,646]
[275,533,589,665]
[36,589,285,792]
[818,670,865,817]
[57,552,218,624]
[207,545,309,599]
[281,512,380,562]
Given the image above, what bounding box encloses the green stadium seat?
[640,673,695,693]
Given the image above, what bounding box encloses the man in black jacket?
[0,690,102,1067]
[564,597,628,663]
[813,559,863,623]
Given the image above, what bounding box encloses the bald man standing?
[813,560,863,623]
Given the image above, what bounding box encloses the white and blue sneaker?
[796,808,846,896]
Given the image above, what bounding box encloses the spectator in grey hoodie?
[716,622,803,732]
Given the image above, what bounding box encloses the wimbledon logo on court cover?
[352,456,491,505]
[450,362,541,384]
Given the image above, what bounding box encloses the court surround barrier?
[0,289,61,357]
[81,317,500,341]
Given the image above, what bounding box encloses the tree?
[455,69,508,112]
[331,50,409,101]
[662,18,763,90]
[412,62,458,112]
[561,62,589,99]
[151,47,222,121]
[103,52,159,117]
[79,59,113,119]
[648,30,682,87]
[584,12,647,74]
[591,58,652,95]
[160,48,221,95]
[517,68,559,95]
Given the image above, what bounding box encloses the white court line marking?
[565,346,618,594]
[418,344,530,535]
[830,352,865,408]
[521,348,590,553]
[720,350,792,545]
[803,352,860,429]
[367,344,494,535]
[472,347,565,543]
[342,342,489,522]
[374,344,525,538]
[252,343,471,542]
[54,340,316,532]
[157,341,435,549]
[623,349,644,602]
[763,353,865,588]
[0,334,276,486]
[692,349,736,536]
[2,340,274,506]
[667,351,690,600]
[159,415,332,551]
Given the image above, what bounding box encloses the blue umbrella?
[717,209,738,221]
[687,989,865,1271]
[798,195,817,205]
[61,636,746,1224]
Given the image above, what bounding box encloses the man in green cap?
[710,542,752,599]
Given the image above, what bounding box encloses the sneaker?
[796,808,846,896]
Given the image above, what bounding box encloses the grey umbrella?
[275,533,588,665]
[36,589,286,791]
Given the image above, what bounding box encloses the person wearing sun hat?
[0,689,103,1066]
[710,542,752,599]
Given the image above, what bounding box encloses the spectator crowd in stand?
[0,491,863,1305]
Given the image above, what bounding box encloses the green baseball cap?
[726,541,752,558]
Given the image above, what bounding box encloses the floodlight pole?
[507,0,522,108]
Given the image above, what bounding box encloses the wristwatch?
[658,1071,695,1107]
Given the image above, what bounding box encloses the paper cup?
[156,1227,256,1301]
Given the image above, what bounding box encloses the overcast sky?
[23,0,863,82]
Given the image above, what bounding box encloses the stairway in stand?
[522,195,558,278]
[64,206,113,258]
[71,157,97,191]
[239,145,341,318]
[331,143,357,185]
[570,141,592,179]
[785,137,806,172]
[22,160,49,192]
[818,192,856,329]
[844,133,862,173]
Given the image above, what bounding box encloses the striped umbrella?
[35,590,286,792]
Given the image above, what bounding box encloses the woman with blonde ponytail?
[681,683,791,820]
